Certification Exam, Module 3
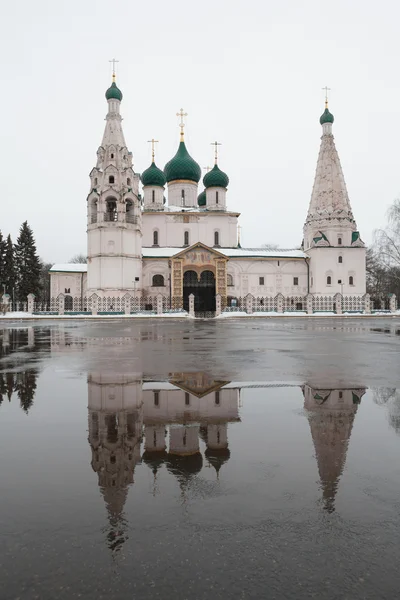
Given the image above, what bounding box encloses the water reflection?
[303,385,366,513]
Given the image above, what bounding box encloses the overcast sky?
[1,0,399,262]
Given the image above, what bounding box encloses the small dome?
[106,81,123,102]
[320,107,334,125]
[141,161,166,187]
[197,189,206,206]
[203,164,229,189]
[164,141,201,183]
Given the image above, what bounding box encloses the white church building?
[50,73,366,313]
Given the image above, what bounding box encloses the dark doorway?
[65,295,73,310]
[183,270,216,314]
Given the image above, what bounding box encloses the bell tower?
[86,65,142,297]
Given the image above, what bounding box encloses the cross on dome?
[109,58,119,82]
[176,108,188,140]
[147,138,159,162]
[322,86,331,108]
[211,141,222,165]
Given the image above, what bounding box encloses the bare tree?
[374,198,400,270]
[69,253,87,264]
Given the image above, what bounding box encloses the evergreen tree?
[14,222,42,300]
[0,231,6,294]
[3,234,16,298]
[15,369,38,413]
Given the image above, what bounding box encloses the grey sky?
[1,0,398,262]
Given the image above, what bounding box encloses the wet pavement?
[1,318,400,599]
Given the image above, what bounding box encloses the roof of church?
[105,81,123,101]
[142,247,306,259]
[49,263,87,273]
[141,161,166,187]
[164,141,202,183]
[203,164,229,189]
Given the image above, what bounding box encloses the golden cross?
[211,141,222,164]
[176,108,188,139]
[322,86,331,108]
[109,58,119,81]
[147,138,159,161]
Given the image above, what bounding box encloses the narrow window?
[216,191,219,204]
[339,391,343,399]
[349,276,354,285]
[215,391,220,405]
[338,256,343,264]
[181,189,185,206]
[153,230,159,246]
[338,279,342,284]
[185,392,190,406]
[152,190,155,203]
[311,277,313,286]
[338,237,342,245]
[214,231,219,246]
[293,277,299,286]
[277,260,280,266]
[184,231,189,246]
[327,276,332,285]
[154,391,159,407]
[259,277,265,285]
[109,175,115,184]
[227,274,233,286]
[127,177,131,186]
[110,153,114,159]
[94,177,97,186]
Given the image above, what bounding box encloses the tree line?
[0,221,52,302]
[368,198,400,300]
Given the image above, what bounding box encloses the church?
[50,72,366,313]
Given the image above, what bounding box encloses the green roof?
[203,164,229,189]
[197,189,206,206]
[320,107,334,125]
[164,141,201,183]
[141,161,166,187]
[105,82,123,102]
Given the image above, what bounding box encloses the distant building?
[50,74,366,310]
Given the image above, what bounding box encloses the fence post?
[334,293,342,315]
[364,293,371,314]
[157,294,163,315]
[390,294,397,313]
[58,293,65,315]
[91,293,98,316]
[27,293,35,314]
[124,293,131,315]
[189,293,195,317]
[306,294,313,315]
[215,294,222,316]
[245,293,253,314]
[276,293,284,314]
[1,294,10,315]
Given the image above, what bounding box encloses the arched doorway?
[65,295,73,310]
[183,270,216,313]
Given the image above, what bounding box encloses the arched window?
[152,274,165,287]
[127,177,131,186]
[181,189,185,206]
[106,198,117,221]
[110,153,114,159]
[216,191,219,204]
[327,276,332,285]
[349,275,354,285]
[94,177,98,187]
[214,231,220,246]
[338,256,343,263]
[227,274,234,286]
[184,231,189,246]
[338,237,342,245]
[152,190,155,203]
[153,230,159,246]
[90,199,97,223]
[109,175,115,184]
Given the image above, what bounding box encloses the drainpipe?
[304,257,310,294]
[168,260,172,306]
[81,271,84,308]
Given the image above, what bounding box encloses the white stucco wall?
[142,212,238,248]
[167,181,198,207]
[307,247,366,295]
[226,259,309,297]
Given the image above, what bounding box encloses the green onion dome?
[141,161,166,187]
[320,107,334,125]
[203,164,229,189]
[164,141,201,183]
[197,189,206,206]
[105,81,123,102]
